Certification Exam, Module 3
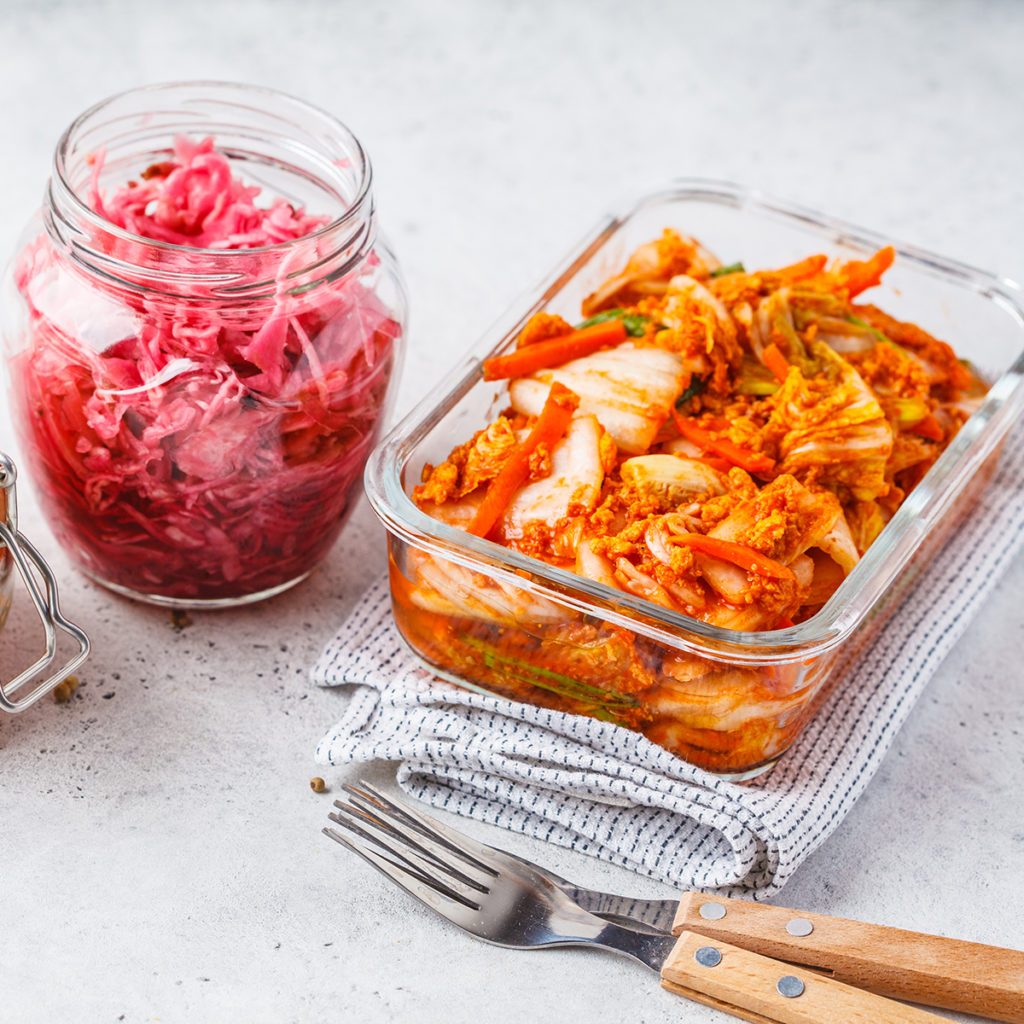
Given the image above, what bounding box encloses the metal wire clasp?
[0,452,90,713]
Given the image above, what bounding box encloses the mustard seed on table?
[52,675,80,703]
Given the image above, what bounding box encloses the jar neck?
[42,82,376,303]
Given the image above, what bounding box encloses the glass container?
[2,82,407,607]
[365,181,1024,779]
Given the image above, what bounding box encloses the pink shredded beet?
[90,136,331,249]
[10,136,402,601]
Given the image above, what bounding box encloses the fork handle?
[674,893,1024,1023]
[662,930,946,1023]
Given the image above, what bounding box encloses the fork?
[484,837,1024,1023]
[330,782,679,933]
[324,783,960,1024]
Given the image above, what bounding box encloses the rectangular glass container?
[364,181,1024,779]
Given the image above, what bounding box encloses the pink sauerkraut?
[9,136,402,601]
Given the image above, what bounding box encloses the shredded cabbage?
[9,136,401,601]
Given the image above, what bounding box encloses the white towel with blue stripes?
[313,440,1024,897]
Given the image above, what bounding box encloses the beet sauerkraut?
[6,134,404,603]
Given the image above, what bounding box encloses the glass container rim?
[50,79,374,261]
[365,179,1024,663]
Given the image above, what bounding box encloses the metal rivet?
[699,901,727,920]
[777,975,805,998]
[786,917,814,937]
[694,946,722,968]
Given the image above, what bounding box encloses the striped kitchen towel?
[313,439,1024,898]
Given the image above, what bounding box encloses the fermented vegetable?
[398,229,986,770]
[8,135,402,602]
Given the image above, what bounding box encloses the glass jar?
[2,82,407,607]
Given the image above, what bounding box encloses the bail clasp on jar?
[0,452,90,713]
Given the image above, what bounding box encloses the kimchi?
[394,231,986,772]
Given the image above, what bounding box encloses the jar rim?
[51,80,374,261]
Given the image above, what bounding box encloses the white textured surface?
[1,2,1022,1022]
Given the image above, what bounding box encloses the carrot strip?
[841,245,895,298]
[672,411,776,475]
[910,412,944,442]
[671,533,795,581]
[694,455,733,473]
[468,382,580,538]
[483,320,627,381]
[762,343,790,383]
[770,254,827,280]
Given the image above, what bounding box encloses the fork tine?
[331,800,491,894]
[326,810,452,892]
[322,826,480,916]
[326,810,482,905]
[342,782,500,877]
[323,818,482,912]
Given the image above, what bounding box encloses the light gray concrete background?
[1,1,1022,1021]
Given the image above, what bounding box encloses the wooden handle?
[674,893,1024,1023]
[662,930,946,1024]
